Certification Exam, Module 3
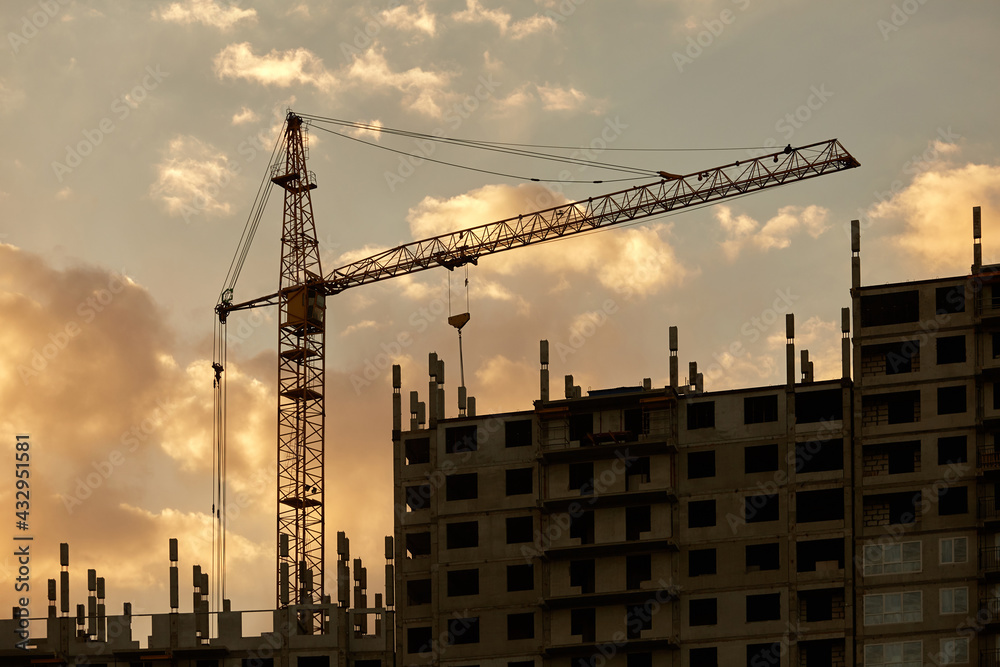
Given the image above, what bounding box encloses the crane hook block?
[448,313,471,331]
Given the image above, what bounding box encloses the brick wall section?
[864,501,890,527]
[863,451,888,477]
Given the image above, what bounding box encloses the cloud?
[0,79,26,114]
[154,0,257,29]
[345,48,454,117]
[348,119,383,141]
[231,106,258,125]
[405,183,690,297]
[149,135,235,220]
[56,187,72,200]
[214,43,453,117]
[214,42,338,91]
[452,0,556,38]
[380,2,437,35]
[869,158,1000,272]
[716,204,830,260]
[537,84,603,113]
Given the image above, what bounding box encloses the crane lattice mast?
[215,117,859,622]
[273,114,326,616]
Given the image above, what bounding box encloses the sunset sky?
[2,0,1000,643]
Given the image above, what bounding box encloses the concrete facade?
[392,209,997,667]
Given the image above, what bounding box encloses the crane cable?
[211,118,287,615]
[308,123,649,184]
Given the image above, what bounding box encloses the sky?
[3,0,1000,644]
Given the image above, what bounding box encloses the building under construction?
[0,535,394,667]
[392,208,994,667]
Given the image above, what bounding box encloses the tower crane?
[213,112,859,626]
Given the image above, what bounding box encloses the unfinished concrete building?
[392,208,994,667]
[1,536,394,667]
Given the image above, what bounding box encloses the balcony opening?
[447,568,479,597]
[506,467,533,496]
[569,558,595,594]
[568,462,594,494]
[796,389,843,423]
[445,424,479,453]
[569,413,594,442]
[745,394,779,424]
[507,612,534,640]
[938,435,967,465]
[405,532,430,558]
[506,516,533,544]
[746,592,781,622]
[937,335,966,364]
[687,450,716,479]
[860,289,919,327]
[745,444,779,473]
[938,385,967,415]
[505,419,533,448]
[626,554,652,590]
[626,456,651,490]
[407,626,432,654]
[689,548,717,577]
[938,486,968,515]
[687,402,715,429]
[405,484,430,511]
[406,578,431,605]
[795,439,844,473]
[624,408,643,438]
[745,494,779,523]
[936,285,965,314]
[404,437,430,464]
[569,510,595,545]
[625,603,653,639]
[796,488,844,523]
[863,491,920,526]
[746,642,782,667]
[689,598,717,626]
[689,647,718,667]
[746,543,780,571]
[796,537,844,573]
[447,617,480,645]
[570,608,596,643]
[799,588,843,622]
[507,564,533,592]
[446,521,479,549]
[626,505,652,540]
[445,473,478,501]
[688,499,716,528]
[862,340,920,376]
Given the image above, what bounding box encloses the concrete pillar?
[841,307,851,381]
[974,206,983,272]
[669,326,679,389]
[786,314,795,388]
[851,220,861,291]
[540,340,549,402]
